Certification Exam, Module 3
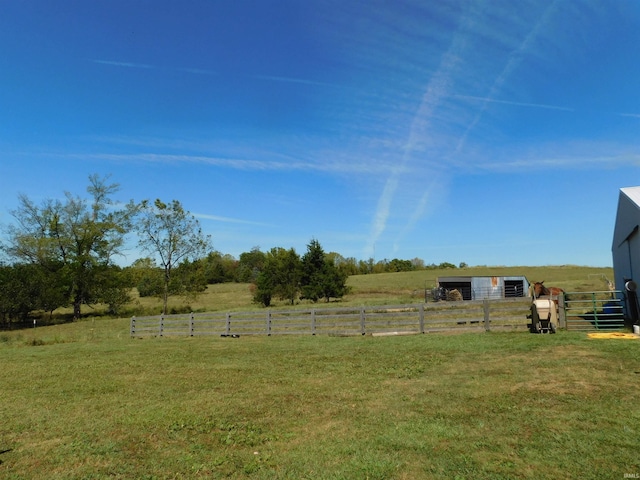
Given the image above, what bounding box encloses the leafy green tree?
[128,257,158,281]
[136,273,164,298]
[135,199,212,314]
[301,239,350,303]
[36,266,70,319]
[387,258,414,272]
[323,266,350,301]
[0,263,41,324]
[411,257,425,270]
[127,258,163,297]
[253,247,301,306]
[272,247,302,305]
[173,258,208,296]
[3,175,134,320]
[373,259,389,274]
[252,268,274,307]
[95,265,133,316]
[328,254,359,277]
[300,239,326,302]
[0,261,71,325]
[200,251,237,284]
[358,258,375,275]
[438,262,457,269]
[236,247,266,282]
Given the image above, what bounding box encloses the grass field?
[26,265,615,321]
[2,315,640,479]
[3,265,636,479]
[117,265,616,317]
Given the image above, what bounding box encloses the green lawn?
[1,318,639,479]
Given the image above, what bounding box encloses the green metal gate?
[562,290,626,331]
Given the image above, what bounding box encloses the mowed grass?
[2,317,640,479]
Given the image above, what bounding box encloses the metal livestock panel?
[563,291,626,331]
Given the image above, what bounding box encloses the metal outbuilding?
[611,186,640,321]
[436,275,530,301]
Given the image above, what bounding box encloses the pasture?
[2,264,635,479]
[1,316,640,479]
[111,265,616,318]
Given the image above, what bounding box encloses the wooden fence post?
[189,313,194,337]
[159,315,164,337]
[360,306,366,335]
[130,316,135,337]
[419,304,425,334]
[311,308,316,335]
[483,299,490,331]
[558,294,566,329]
[225,313,231,336]
[266,311,272,336]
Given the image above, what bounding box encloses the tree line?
[0,175,465,326]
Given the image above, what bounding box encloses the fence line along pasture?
[130,298,533,338]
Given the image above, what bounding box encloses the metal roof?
[621,186,640,207]
[437,275,528,282]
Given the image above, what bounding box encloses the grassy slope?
[127,265,615,315]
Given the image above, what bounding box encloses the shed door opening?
[439,282,472,301]
[504,280,525,297]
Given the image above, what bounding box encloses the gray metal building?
[611,186,640,320]
[436,275,530,301]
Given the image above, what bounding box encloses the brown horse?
[532,281,564,298]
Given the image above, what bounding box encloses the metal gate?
[562,290,626,331]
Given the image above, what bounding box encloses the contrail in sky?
[90,59,155,69]
[254,74,342,89]
[453,0,561,154]
[364,5,471,258]
[55,152,391,175]
[194,212,272,227]
[618,113,640,119]
[452,94,573,112]
[91,59,217,75]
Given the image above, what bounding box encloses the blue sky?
[1,0,639,268]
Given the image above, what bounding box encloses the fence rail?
[131,298,533,338]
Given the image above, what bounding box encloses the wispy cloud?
[364,2,470,257]
[392,179,446,254]
[618,112,640,119]
[253,74,342,89]
[364,174,399,258]
[453,0,562,154]
[467,147,640,172]
[91,60,330,84]
[61,152,401,176]
[194,212,272,227]
[452,94,574,112]
[90,59,217,76]
[90,59,155,69]
[177,67,218,76]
